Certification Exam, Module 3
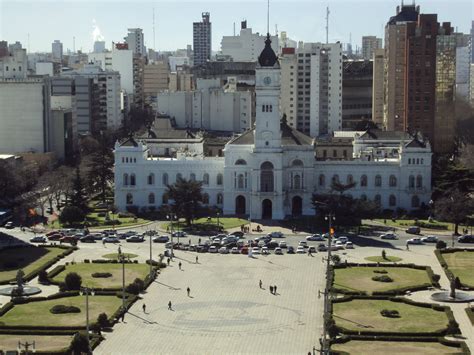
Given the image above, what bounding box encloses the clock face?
[263,76,272,86]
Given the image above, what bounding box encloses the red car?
[46,230,60,237]
[240,246,249,255]
[48,233,64,241]
[59,235,78,244]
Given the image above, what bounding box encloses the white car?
[298,240,308,247]
[338,236,349,244]
[296,246,306,254]
[421,235,438,243]
[407,237,423,245]
[251,247,260,255]
[335,241,345,250]
[279,241,287,248]
[266,231,284,238]
[231,247,240,254]
[261,246,270,255]
[345,242,354,249]
[274,247,283,255]
[209,246,218,253]
[218,247,229,254]
[306,234,324,241]
[103,236,119,243]
[380,233,399,240]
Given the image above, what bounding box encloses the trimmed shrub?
[70,332,89,353]
[50,305,81,314]
[91,272,112,278]
[446,319,460,334]
[65,272,82,290]
[380,309,400,318]
[125,282,140,295]
[133,278,145,292]
[432,274,441,284]
[38,269,48,284]
[373,270,388,274]
[436,240,447,250]
[372,275,393,282]
[97,312,110,329]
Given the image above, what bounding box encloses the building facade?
[52,40,63,62]
[193,12,212,66]
[125,28,145,57]
[372,48,384,127]
[362,36,382,60]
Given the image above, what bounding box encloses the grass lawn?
[333,266,430,294]
[49,213,149,229]
[331,340,462,355]
[0,334,73,352]
[0,246,67,283]
[0,295,122,327]
[162,217,250,231]
[442,251,474,288]
[52,262,149,289]
[333,299,448,333]
[365,255,403,263]
[102,253,138,259]
[372,218,462,231]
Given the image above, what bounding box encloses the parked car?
[59,235,78,244]
[218,247,229,254]
[458,235,474,243]
[274,247,283,255]
[30,235,47,243]
[266,231,284,238]
[79,235,96,243]
[345,242,354,249]
[231,247,240,254]
[266,241,279,249]
[4,221,14,229]
[153,235,170,243]
[197,245,209,253]
[308,246,316,253]
[251,247,260,255]
[406,226,421,235]
[240,246,249,255]
[89,233,104,240]
[407,237,423,245]
[298,240,308,248]
[306,234,324,241]
[103,236,120,243]
[46,230,60,237]
[279,241,288,248]
[317,243,328,252]
[338,236,349,244]
[287,246,295,254]
[335,241,345,250]
[380,233,399,240]
[229,231,244,238]
[211,234,228,241]
[126,235,145,243]
[47,233,63,241]
[119,231,137,239]
[296,246,306,254]
[261,246,270,255]
[172,231,187,238]
[209,246,218,253]
[421,235,438,243]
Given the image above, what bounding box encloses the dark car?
[287,246,295,254]
[405,226,421,235]
[59,235,78,244]
[222,241,238,249]
[48,233,64,241]
[197,245,209,253]
[153,235,169,243]
[126,235,145,243]
[266,241,279,250]
[229,231,245,238]
[80,235,96,243]
[4,221,14,229]
[458,235,474,243]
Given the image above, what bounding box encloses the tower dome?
[258,33,278,67]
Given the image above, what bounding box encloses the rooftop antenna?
[27,33,30,53]
[275,24,278,36]
[233,22,236,36]
[267,0,270,34]
[73,36,75,53]
[325,6,330,44]
[153,7,156,50]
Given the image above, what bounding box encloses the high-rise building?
[143,61,170,108]
[372,48,384,127]
[470,64,474,104]
[221,21,278,62]
[383,3,456,153]
[93,41,106,53]
[125,28,145,57]
[280,42,342,137]
[455,33,472,101]
[361,36,382,60]
[193,12,212,66]
[52,40,63,62]
[471,21,474,62]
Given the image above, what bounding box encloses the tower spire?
[267,0,270,34]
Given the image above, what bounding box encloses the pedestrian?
[308,249,312,256]
[188,239,191,245]
[198,238,202,244]
[167,257,170,266]
[270,285,273,294]
[406,243,409,251]
[259,280,263,289]
[142,304,146,313]
[274,285,277,294]
[187,287,190,297]
[196,256,199,264]
[102,239,105,247]
[168,301,172,310]
[121,312,125,322]
[179,261,182,270]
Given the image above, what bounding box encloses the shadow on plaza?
[350,235,400,249]
[332,314,374,329]
[155,280,181,290]
[127,311,158,325]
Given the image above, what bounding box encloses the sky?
[0,0,472,53]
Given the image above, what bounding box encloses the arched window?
[203,173,209,185]
[331,174,339,185]
[292,159,304,167]
[360,175,367,187]
[162,194,168,204]
[202,193,209,204]
[416,175,423,188]
[374,175,382,187]
[148,193,155,204]
[389,175,397,187]
[176,173,182,182]
[319,174,325,187]
[294,174,301,189]
[408,158,411,164]
[389,194,396,206]
[130,174,136,186]
[409,175,415,188]
[126,157,129,163]
[260,162,274,192]
[412,195,420,208]
[235,159,247,165]
[148,173,155,185]
[133,158,136,163]
[217,193,223,204]
[217,173,223,185]
[162,173,168,186]
[126,193,133,205]
[347,174,354,184]
[123,173,129,186]
[237,174,245,189]
[360,194,367,201]
[374,194,381,206]
[190,173,196,182]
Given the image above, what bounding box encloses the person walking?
[179,261,182,270]
[142,304,146,313]
[187,287,190,297]
[198,238,201,244]
[168,301,172,310]
[269,285,273,294]
[308,249,312,256]
[259,280,263,289]
[274,285,277,294]
[167,257,170,266]
[196,256,199,264]
[406,242,409,251]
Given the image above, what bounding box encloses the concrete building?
[52,40,63,62]
[125,28,145,57]
[168,69,194,92]
[94,41,106,53]
[157,78,253,132]
[372,48,384,127]
[221,21,279,62]
[168,56,190,72]
[362,36,382,60]
[0,41,8,58]
[342,59,373,130]
[470,64,474,104]
[144,61,170,108]
[279,42,343,137]
[455,33,472,101]
[35,62,54,76]
[8,42,22,53]
[193,12,212,66]
[50,96,75,161]
[0,48,27,79]
[471,21,474,62]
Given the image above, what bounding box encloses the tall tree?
[86,136,114,203]
[434,188,474,235]
[166,177,203,226]
[70,167,88,212]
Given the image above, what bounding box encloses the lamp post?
[217,212,220,232]
[166,214,176,256]
[80,286,95,354]
[18,340,35,354]
[118,249,126,313]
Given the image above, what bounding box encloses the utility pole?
[325,6,330,44]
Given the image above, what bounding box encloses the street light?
[18,340,36,354]
[217,212,220,232]
[118,248,126,314]
[166,214,176,256]
[79,286,95,353]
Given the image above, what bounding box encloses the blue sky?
[0,0,472,53]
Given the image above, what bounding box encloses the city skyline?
[0,0,472,53]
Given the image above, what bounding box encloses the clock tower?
[254,34,281,150]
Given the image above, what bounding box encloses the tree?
[65,272,82,290]
[330,180,357,197]
[166,177,203,226]
[434,188,474,235]
[70,332,89,354]
[86,137,114,203]
[70,167,88,212]
[97,312,110,329]
[59,206,86,225]
[120,107,154,135]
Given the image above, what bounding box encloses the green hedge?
[435,249,474,290]
[466,307,474,326]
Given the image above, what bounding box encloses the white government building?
[114,35,432,219]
